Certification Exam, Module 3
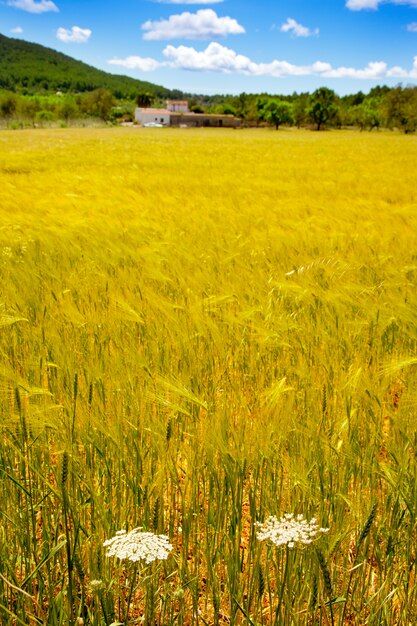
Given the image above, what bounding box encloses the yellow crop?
[0,127,417,625]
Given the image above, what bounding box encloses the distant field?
[1,127,417,625]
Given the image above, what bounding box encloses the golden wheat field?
[1,127,417,626]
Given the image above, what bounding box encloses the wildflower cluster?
[255,513,329,549]
[103,528,173,564]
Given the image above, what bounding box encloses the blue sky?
[2,0,417,95]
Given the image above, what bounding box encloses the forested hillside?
[0,33,177,99]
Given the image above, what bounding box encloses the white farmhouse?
[134,100,241,128]
[134,108,171,126]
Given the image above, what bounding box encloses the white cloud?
[346,0,417,9]
[346,0,380,8]
[7,0,58,13]
[280,18,319,37]
[108,56,163,72]
[407,22,417,30]
[10,26,23,33]
[141,9,245,40]
[56,26,92,44]
[323,61,389,78]
[386,65,410,76]
[108,43,417,82]
[163,41,253,71]
[162,44,398,77]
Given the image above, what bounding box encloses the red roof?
[137,108,171,114]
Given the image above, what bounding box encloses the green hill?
[0,33,180,99]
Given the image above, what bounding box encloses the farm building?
[135,100,241,128]
[134,108,171,126]
[169,112,241,128]
[166,100,189,112]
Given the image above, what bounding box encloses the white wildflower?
[255,513,329,549]
[103,528,173,564]
[90,579,106,592]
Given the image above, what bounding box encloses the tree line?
[1,84,417,131]
[204,85,417,132]
[138,85,417,132]
[0,88,128,127]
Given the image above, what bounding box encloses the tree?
[57,98,79,122]
[35,110,54,126]
[221,104,237,116]
[351,98,382,131]
[264,99,293,130]
[18,97,40,126]
[292,93,309,128]
[235,92,249,119]
[255,96,269,123]
[81,88,115,121]
[342,90,365,107]
[368,85,391,99]
[308,87,338,130]
[189,99,205,113]
[136,92,154,108]
[0,91,18,119]
[384,86,417,133]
